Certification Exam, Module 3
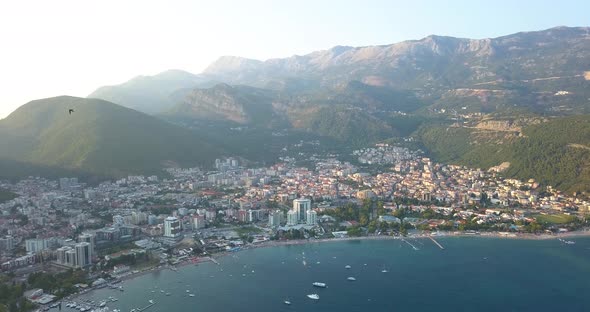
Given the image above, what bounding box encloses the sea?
[64,237,590,312]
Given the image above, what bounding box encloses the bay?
[65,237,590,312]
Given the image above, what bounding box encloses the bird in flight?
[69,109,74,115]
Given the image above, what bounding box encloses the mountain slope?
[418,115,590,194]
[0,96,221,177]
[166,83,284,126]
[88,70,216,114]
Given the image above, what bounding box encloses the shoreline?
[65,229,590,301]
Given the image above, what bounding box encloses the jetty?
[136,301,156,312]
[401,238,419,250]
[428,236,445,250]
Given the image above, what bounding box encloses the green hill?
[300,107,396,147]
[418,115,590,194]
[0,96,222,178]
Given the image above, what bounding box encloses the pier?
[428,236,445,250]
[136,301,156,312]
[401,238,419,250]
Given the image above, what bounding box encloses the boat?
[189,294,195,297]
[312,282,327,288]
[149,300,154,304]
[160,290,164,293]
[284,299,291,305]
[165,293,171,296]
[99,301,106,307]
[347,277,356,281]
[345,265,351,269]
[381,268,389,273]
[307,294,320,300]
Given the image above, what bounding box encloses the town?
[0,144,588,311]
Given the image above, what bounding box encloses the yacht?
[345,265,351,269]
[347,277,356,281]
[312,282,327,288]
[307,294,320,300]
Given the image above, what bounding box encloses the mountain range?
[1,26,590,192]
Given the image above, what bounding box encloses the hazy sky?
[1,0,588,118]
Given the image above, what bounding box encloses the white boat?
[347,277,356,281]
[345,265,351,269]
[381,268,389,273]
[189,294,195,297]
[312,282,327,288]
[186,290,190,293]
[284,299,291,305]
[307,294,320,300]
[149,300,154,304]
[165,293,171,296]
[99,301,106,307]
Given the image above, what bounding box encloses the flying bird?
[69,109,74,115]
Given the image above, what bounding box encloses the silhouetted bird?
[69,109,74,115]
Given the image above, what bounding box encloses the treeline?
[27,269,88,299]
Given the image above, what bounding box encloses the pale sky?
[0,0,588,118]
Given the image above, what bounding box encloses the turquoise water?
[68,237,590,312]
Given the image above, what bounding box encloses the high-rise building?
[164,217,181,238]
[65,248,77,267]
[287,210,298,226]
[268,210,282,227]
[25,238,47,254]
[248,209,262,222]
[78,233,94,261]
[56,246,70,265]
[237,210,248,223]
[306,210,318,226]
[193,215,206,229]
[293,198,311,223]
[75,242,92,267]
[131,211,148,225]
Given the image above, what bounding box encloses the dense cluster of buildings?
[0,144,588,274]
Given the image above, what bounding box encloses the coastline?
[65,229,590,301]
